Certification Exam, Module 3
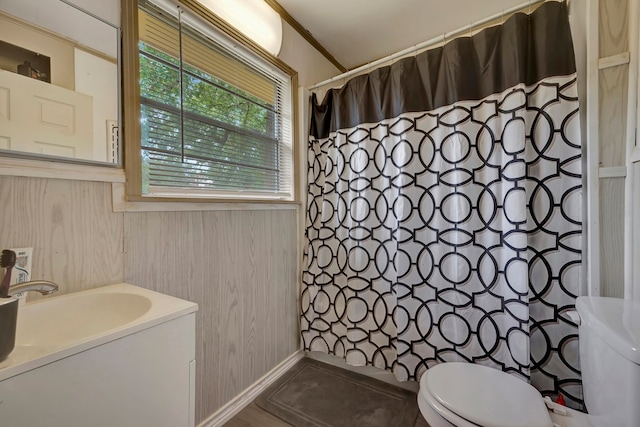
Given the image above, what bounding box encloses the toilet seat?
[419,362,554,427]
[418,383,479,427]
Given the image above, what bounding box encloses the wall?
[0,176,123,295]
[278,20,341,87]
[124,210,299,422]
[74,49,119,163]
[634,162,640,298]
[598,0,629,298]
[0,13,75,89]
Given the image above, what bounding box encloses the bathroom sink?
[0,283,197,382]
[16,292,152,347]
[0,283,198,426]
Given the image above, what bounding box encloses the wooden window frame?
[121,0,299,204]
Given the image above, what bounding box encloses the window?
[124,0,296,201]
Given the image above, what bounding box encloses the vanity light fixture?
[196,0,283,55]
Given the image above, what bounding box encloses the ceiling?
[276,0,532,70]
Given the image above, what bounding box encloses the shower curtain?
[301,1,583,406]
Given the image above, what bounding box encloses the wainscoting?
[0,175,301,424]
[124,209,300,424]
[0,176,124,298]
[597,0,629,297]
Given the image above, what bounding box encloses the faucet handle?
[8,280,59,298]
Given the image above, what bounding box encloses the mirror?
[0,0,121,166]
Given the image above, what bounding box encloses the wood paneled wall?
[0,176,124,298]
[0,176,300,423]
[124,209,299,424]
[599,178,625,297]
[598,0,629,297]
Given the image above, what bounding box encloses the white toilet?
[417,296,640,427]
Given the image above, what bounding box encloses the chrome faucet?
[8,280,59,297]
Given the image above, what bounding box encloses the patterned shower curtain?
[301,1,583,406]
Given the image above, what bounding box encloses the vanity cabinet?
[0,312,196,427]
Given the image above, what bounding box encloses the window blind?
[138,1,293,199]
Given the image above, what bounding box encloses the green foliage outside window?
[139,43,280,193]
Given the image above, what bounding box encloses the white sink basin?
[0,283,198,427]
[0,283,198,382]
[16,292,152,347]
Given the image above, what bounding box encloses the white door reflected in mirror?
[0,0,120,165]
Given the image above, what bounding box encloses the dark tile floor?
[224,402,431,427]
[223,358,431,427]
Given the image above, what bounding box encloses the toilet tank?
[576,297,640,427]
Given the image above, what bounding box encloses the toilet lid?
[421,363,553,427]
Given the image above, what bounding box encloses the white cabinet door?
[0,70,93,159]
[0,314,196,427]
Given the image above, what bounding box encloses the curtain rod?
[307,0,555,91]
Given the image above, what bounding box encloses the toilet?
[417,296,640,427]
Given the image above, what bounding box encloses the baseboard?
[197,350,304,427]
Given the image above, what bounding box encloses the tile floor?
[224,402,431,427]
[223,358,431,427]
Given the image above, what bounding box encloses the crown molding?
[263,0,347,73]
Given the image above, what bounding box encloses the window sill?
[0,156,125,183]
[111,183,300,212]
